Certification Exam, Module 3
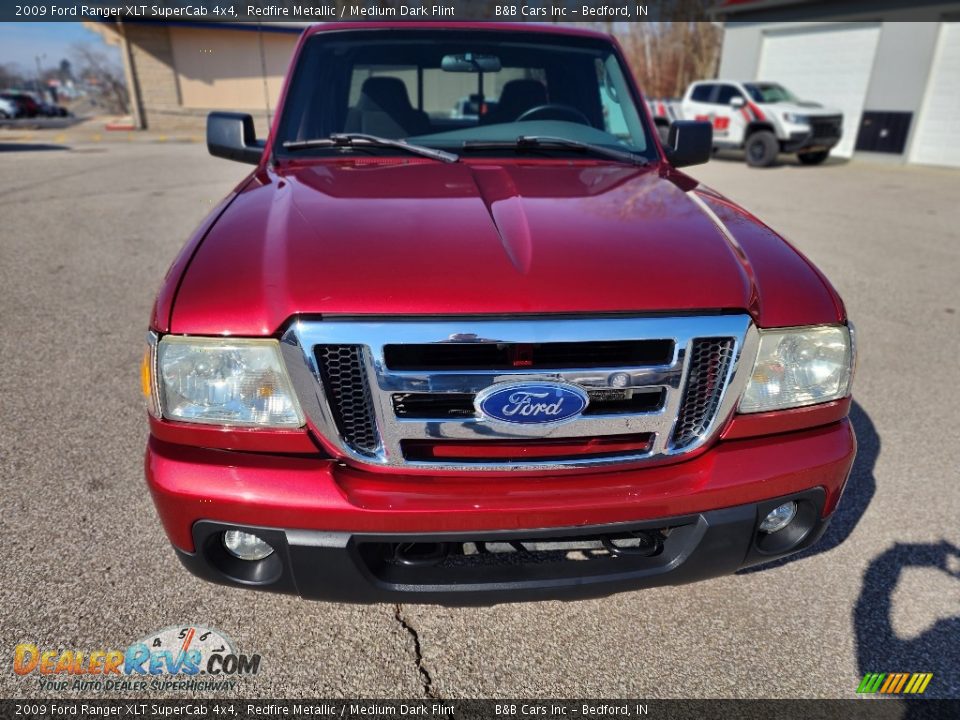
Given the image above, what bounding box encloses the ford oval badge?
[475,382,589,425]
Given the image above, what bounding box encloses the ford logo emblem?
[475,382,589,425]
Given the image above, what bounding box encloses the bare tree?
[0,63,27,91]
[70,42,129,115]
[604,18,723,99]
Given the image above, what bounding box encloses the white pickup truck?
[650,81,843,167]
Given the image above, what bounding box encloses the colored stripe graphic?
[858,672,932,694]
[857,673,886,693]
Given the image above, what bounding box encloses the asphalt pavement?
[0,138,957,699]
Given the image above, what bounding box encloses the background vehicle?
[0,96,17,119]
[0,92,40,118]
[679,80,843,166]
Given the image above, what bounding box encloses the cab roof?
[303,22,614,41]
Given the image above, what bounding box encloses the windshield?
[276,30,654,161]
[743,83,800,104]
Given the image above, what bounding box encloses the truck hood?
[167,159,842,335]
[771,101,843,117]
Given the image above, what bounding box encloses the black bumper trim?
[174,489,828,605]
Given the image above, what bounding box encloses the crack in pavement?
[394,604,440,699]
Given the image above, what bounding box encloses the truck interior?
[277,29,651,156]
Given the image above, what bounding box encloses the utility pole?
[35,53,46,94]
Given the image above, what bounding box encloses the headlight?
[740,325,853,413]
[782,112,809,125]
[157,337,304,427]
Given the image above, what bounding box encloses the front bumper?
[176,490,830,604]
[783,129,842,153]
[146,419,855,603]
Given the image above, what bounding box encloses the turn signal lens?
[141,337,160,418]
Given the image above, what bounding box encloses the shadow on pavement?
[0,143,70,152]
[855,541,960,702]
[739,401,877,574]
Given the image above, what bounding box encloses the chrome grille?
[671,338,736,450]
[315,345,379,455]
[281,315,756,472]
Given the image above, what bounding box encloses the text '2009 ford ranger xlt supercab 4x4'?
[142,23,856,604]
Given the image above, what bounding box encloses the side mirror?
[730,96,746,109]
[665,120,712,168]
[207,112,264,164]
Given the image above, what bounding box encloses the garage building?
[716,0,960,167]
[85,21,307,132]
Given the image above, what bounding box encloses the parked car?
[680,80,843,166]
[37,100,70,117]
[143,23,856,604]
[0,96,17,119]
[0,92,40,118]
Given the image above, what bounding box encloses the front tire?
[798,150,829,165]
[745,131,779,167]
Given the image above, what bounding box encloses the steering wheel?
[516,104,591,125]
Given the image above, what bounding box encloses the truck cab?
[681,80,843,166]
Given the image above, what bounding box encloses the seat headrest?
[358,77,416,113]
[497,79,548,111]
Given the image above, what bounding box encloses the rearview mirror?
[730,96,746,109]
[207,112,264,164]
[665,120,712,168]
[441,53,502,73]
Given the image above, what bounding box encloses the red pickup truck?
[142,23,856,604]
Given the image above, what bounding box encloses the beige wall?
[169,26,298,112]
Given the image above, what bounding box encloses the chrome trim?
[145,331,161,418]
[473,381,590,427]
[280,315,757,472]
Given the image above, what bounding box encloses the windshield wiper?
[282,133,459,163]
[462,136,648,166]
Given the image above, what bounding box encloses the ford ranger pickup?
[142,23,857,604]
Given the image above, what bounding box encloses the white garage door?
[758,24,881,158]
[910,23,960,168]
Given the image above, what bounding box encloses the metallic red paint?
[147,420,855,553]
[167,159,843,335]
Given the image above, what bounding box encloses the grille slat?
[315,345,380,455]
[671,338,736,449]
[392,388,665,419]
[384,339,674,371]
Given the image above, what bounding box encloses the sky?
[0,22,121,76]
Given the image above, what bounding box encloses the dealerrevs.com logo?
[13,626,261,693]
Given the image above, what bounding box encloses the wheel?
[798,150,829,165]
[745,130,779,167]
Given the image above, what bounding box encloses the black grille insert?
[384,339,674,371]
[671,338,735,449]
[392,388,665,419]
[315,345,379,455]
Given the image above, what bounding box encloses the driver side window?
[715,85,743,105]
